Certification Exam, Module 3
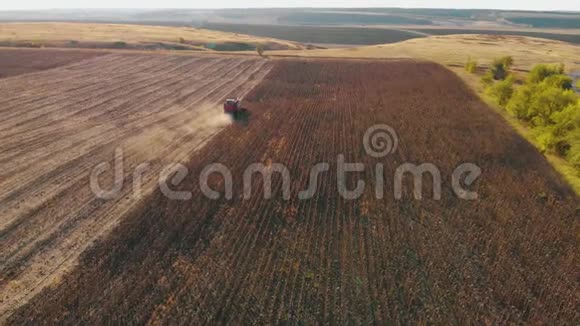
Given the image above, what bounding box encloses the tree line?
[467,57,579,168]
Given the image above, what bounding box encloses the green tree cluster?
[480,56,514,88]
[527,63,565,84]
[497,63,579,166]
[485,75,515,106]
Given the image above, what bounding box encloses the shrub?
[178,37,186,44]
[490,62,507,80]
[502,56,514,68]
[490,56,514,80]
[552,103,580,154]
[112,41,127,48]
[533,125,558,152]
[552,103,580,133]
[527,63,565,84]
[533,103,580,156]
[481,71,494,87]
[485,75,515,106]
[465,57,478,74]
[528,87,576,127]
[506,84,537,119]
[566,133,580,167]
[541,74,573,90]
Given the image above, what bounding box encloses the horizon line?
[1,7,579,13]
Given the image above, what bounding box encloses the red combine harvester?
[223,98,241,115]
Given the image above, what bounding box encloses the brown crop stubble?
[0,53,273,319]
[0,48,108,78]
[7,59,579,324]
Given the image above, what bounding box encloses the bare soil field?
[8,60,578,323]
[0,52,273,319]
[0,48,107,78]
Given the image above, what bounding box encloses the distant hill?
[0,8,577,47]
[0,8,579,29]
[0,23,305,51]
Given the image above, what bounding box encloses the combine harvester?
[223,98,241,116]
[223,97,250,125]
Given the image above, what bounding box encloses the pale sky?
[1,1,578,12]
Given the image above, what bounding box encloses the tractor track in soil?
[6,59,578,324]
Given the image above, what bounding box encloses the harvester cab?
[224,98,241,114]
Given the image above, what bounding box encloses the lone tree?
[256,44,265,57]
[490,56,514,80]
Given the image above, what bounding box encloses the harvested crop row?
[0,53,273,319]
[8,59,578,324]
[0,48,108,79]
